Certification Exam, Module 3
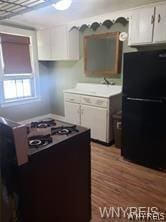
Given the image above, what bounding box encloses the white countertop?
[64,83,122,98]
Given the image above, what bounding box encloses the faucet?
[103,77,110,85]
[103,78,115,85]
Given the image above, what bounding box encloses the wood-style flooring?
[91,143,166,221]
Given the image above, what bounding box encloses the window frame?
[0,27,40,107]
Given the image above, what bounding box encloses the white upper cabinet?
[68,28,80,60]
[37,29,52,60]
[128,7,154,45]
[153,4,166,43]
[51,26,68,60]
[128,3,166,46]
[37,25,79,61]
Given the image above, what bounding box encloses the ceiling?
[1,0,163,30]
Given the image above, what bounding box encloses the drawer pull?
[69,98,74,101]
[96,100,104,105]
[84,98,91,103]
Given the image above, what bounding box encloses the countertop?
[63,83,122,98]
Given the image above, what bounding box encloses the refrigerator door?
[123,50,166,98]
[122,96,166,169]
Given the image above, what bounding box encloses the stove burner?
[28,134,53,148]
[29,139,42,146]
[58,129,70,135]
[31,118,56,128]
[37,123,49,128]
[51,125,79,136]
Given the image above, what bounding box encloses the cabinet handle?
[84,98,91,103]
[69,98,74,101]
[151,15,154,24]
[158,14,161,23]
[96,100,104,105]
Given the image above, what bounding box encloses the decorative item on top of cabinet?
[84,32,122,77]
[128,3,166,46]
[37,25,79,61]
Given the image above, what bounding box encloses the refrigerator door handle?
[126,97,162,103]
[162,97,166,104]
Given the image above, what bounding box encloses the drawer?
[64,93,81,103]
[81,95,108,108]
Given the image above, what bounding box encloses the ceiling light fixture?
[52,0,72,11]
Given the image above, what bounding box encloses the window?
[3,78,33,100]
[0,33,38,105]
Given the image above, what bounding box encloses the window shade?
[0,33,32,74]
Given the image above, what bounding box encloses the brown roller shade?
[1,33,32,74]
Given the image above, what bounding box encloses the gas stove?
[26,118,83,155]
[0,116,91,222]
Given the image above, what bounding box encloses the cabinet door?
[65,102,80,125]
[51,25,68,60]
[81,105,108,142]
[68,28,80,60]
[37,29,52,60]
[153,4,166,43]
[128,7,154,45]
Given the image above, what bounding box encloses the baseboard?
[91,138,114,146]
[50,114,66,122]
[20,113,66,124]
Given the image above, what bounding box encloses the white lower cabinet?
[64,93,113,143]
[81,105,108,142]
[65,102,80,125]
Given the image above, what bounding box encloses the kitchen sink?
[64,83,122,98]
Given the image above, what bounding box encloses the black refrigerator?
[122,50,166,170]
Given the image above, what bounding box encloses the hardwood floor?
[91,143,166,221]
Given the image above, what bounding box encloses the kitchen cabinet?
[81,105,108,142]
[153,4,166,43]
[128,7,154,45]
[128,3,166,45]
[64,93,81,125]
[51,26,68,60]
[64,83,122,144]
[65,102,80,125]
[64,93,112,143]
[37,29,52,60]
[37,25,79,61]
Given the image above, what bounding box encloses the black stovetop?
[27,118,88,155]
